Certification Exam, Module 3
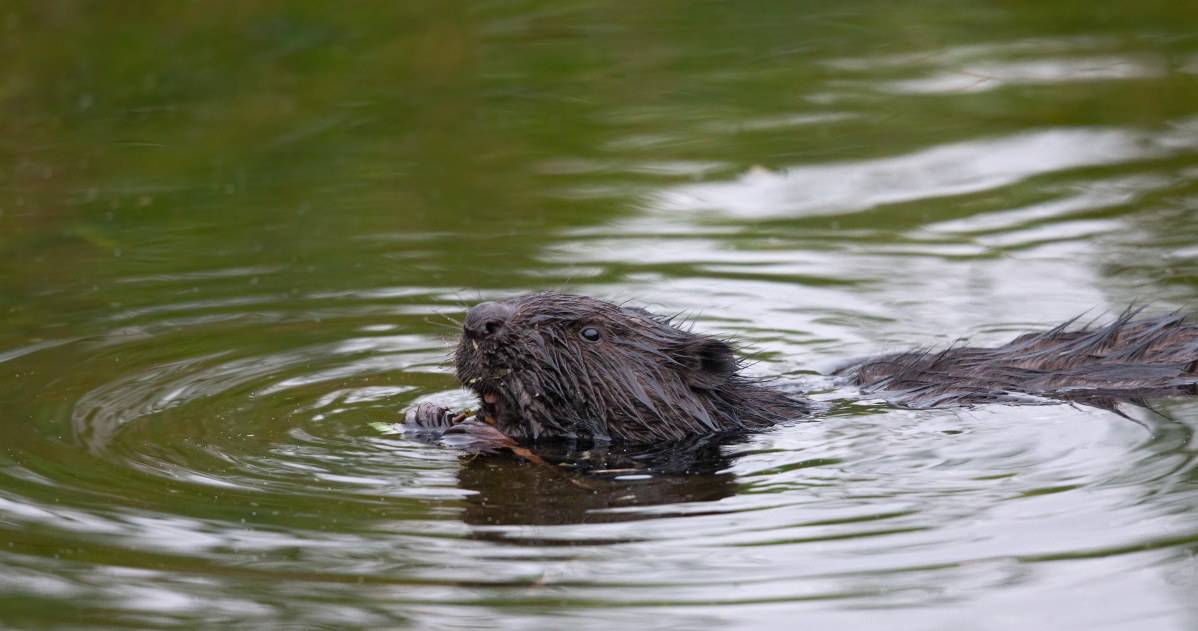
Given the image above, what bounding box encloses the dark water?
[4,2,1198,629]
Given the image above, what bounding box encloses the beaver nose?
[464,301,515,339]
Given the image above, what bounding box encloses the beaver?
[405,293,1198,444]
[445,293,811,443]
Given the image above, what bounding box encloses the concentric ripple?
[4,270,1198,630]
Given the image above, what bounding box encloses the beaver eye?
[580,326,603,342]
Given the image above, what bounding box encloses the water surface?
[3,2,1198,629]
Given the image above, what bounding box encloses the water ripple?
[652,128,1177,218]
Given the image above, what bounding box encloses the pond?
[3,2,1198,629]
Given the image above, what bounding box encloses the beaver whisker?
[424,317,463,332]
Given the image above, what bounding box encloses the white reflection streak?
[651,128,1169,219]
[878,56,1165,95]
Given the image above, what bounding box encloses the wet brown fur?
[843,308,1198,407]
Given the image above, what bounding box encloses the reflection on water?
[654,128,1174,218]
[825,38,1170,94]
[3,1,1198,629]
[458,437,741,534]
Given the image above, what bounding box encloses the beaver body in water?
[407,293,1198,444]
[451,293,810,443]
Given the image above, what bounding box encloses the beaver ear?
[675,339,738,390]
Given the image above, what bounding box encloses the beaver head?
[455,293,810,443]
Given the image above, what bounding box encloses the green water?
[4,2,1198,629]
